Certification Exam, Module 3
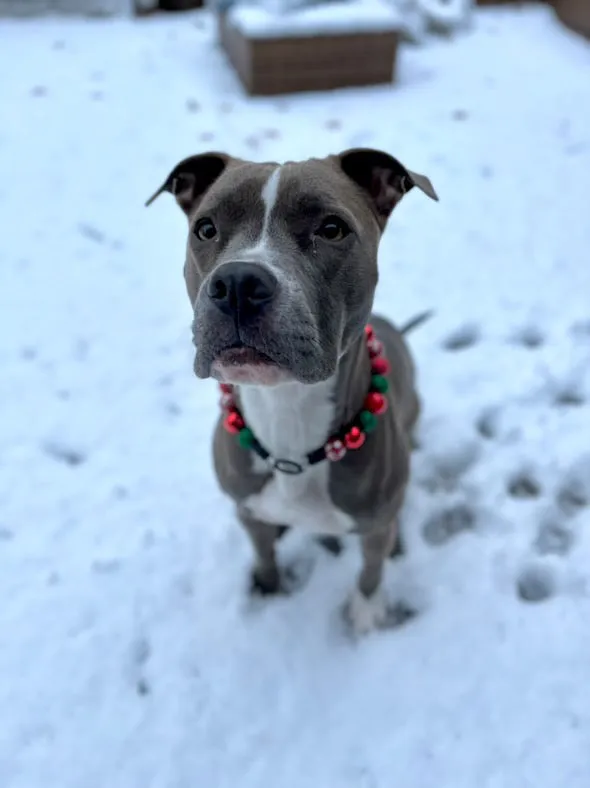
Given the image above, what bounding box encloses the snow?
[0,0,135,16]
[228,0,403,38]
[1,4,590,787]
[225,0,474,40]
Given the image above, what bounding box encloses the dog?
[147,148,438,634]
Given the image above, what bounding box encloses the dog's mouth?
[216,345,275,367]
[210,344,292,386]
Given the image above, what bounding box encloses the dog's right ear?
[145,152,230,216]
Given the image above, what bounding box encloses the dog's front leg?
[238,509,287,595]
[347,522,398,635]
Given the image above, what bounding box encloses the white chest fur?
[239,379,356,536]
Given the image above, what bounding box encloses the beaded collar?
[219,324,390,475]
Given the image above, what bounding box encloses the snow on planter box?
[216,0,402,96]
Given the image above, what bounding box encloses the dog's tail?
[400,310,434,335]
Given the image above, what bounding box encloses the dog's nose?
[207,262,278,321]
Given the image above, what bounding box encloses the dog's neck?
[238,334,371,463]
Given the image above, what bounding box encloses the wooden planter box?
[553,0,590,38]
[218,7,399,96]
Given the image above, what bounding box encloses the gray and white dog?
[147,148,438,635]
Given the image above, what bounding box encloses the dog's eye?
[316,217,351,242]
[194,218,217,241]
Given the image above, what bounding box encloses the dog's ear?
[338,148,438,225]
[145,152,230,215]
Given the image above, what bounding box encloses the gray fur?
[148,148,437,625]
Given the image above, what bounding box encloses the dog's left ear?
[338,148,438,225]
[145,152,230,216]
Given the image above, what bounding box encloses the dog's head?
[147,149,437,386]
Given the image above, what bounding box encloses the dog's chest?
[245,462,355,535]
[239,380,356,535]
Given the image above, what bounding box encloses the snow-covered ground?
[1,5,590,787]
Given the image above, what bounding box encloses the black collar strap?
[219,325,390,475]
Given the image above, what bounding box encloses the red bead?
[325,438,347,462]
[368,338,383,359]
[364,392,387,415]
[224,410,244,434]
[371,356,390,375]
[219,383,233,394]
[345,427,366,450]
[364,324,375,341]
[220,392,235,410]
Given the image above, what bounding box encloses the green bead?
[371,374,389,393]
[238,427,255,449]
[359,410,377,433]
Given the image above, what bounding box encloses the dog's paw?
[345,587,388,636]
[249,554,315,597]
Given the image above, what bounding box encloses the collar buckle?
[272,457,306,475]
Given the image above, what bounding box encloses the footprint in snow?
[569,319,590,338]
[553,386,585,408]
[316,535,344,556]
[422,503,476,547]
[418,441,480,494]
[557,485,589,516]
[475,406,501,440]
[136,679,150,696]
[507,471,542,500]
[442,323,480,351]
[131,636,151,667]
[516,564,556,603]
[244,135,260,150]
[281,553,316,594]
[21,346,38,361]
[43,440,86,467]
[533,520,574,557]
[78,222,105,244]
[556,457,590,515]
[91,558,121,575]
[510,324,545,349]
[130,637,151,697]
[342,597,417,638]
